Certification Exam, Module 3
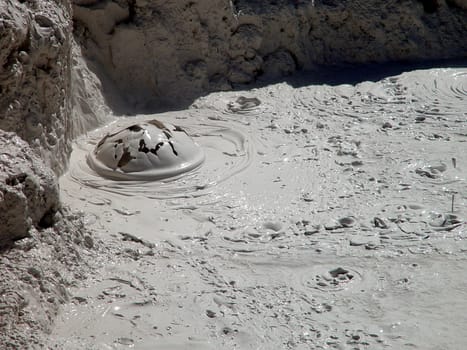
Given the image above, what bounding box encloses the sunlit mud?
[52,65,467,350]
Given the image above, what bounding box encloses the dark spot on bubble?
[168,141,178,156]
[152,142,164,155]
[118,147,135,168]
[140,140,164,156]
[147,119,166,130]
[96,134,109,149]
[138,139,149,153]
[127,124,143,132]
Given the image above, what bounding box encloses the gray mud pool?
[51,65,467,349]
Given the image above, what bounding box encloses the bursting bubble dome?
[87,119,205,181]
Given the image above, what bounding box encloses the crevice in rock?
[127,0,136,23]
[5,173,28,186]
[38,209,57,229]
[418,0,440,13]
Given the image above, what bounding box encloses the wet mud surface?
[50,65,467,349]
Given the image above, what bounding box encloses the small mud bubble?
[228,96,261,112]
[88,119,204,181]
[329,267,349,278]
[338,216,356,228]
[263,221,283,232]
[222,326,235,335]
[115,337,134,346]
[206,309,216,318]
[415,116,426,122]
[373,217,389,228]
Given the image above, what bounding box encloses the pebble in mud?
[88,119,205,180]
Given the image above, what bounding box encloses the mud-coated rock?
[0,131,60,246]
[0,0,72,175]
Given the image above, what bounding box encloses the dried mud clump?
[0,131,59,246]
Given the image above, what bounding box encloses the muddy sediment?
[52,65,467,349]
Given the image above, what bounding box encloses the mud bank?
[74,0,467,109]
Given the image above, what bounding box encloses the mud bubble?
[87,119,205,181]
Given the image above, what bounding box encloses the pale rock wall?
[70,39,112,137]
[0,3,88,346]
[0,131,59,246]
[73,0,467,110]
[0,0,73,175]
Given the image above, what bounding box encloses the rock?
[0,0,73,174]
[446,0,467,10]
[0,131,60,246]
[262,49,297,79]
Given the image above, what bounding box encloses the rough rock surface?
[70,39,112,137]
[0,3,101,348]
[73,0,467,109]
[0,0,72,174]
[0,131,60,246]
[0,209,99,349]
